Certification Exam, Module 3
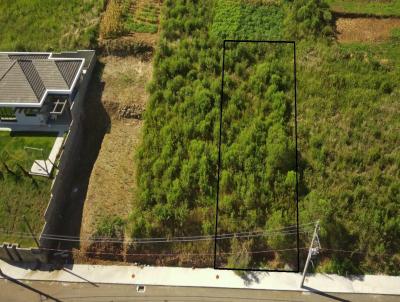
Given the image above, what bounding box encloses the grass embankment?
[0,131,57,247]
[0,0,104,51]
[327,0,400,16]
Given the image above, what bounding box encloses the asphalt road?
[1,279,399,302]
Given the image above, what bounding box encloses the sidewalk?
[30,130,65,177]
[1,260,399,295]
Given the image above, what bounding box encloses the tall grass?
[0,0,104,51]
[0,131,57,247]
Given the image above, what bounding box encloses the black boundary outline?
[214,39,299,273]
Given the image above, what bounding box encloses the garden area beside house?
[0,131,57,247]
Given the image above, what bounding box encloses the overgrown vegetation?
[298,40,400,274]
[0,131,57,246]
[0,0,104,51]
[132,0,400,274]
[85,215,126,261]
[211,0,284,39]
[284,0,333,39]
[128,0,218,266]
[216,42,297,269]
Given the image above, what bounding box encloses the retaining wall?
[40,51,96,251]
[0,243,47,263]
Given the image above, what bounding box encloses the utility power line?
[1,229,311,245]
[39,246,308,257]
[0,222,316,244]
[0,221,316,239]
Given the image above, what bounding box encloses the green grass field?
[0,131,57,247]
[211,0,284,39]
[327,0,400,16]
[0,0,105,51]
[297,39,400,274]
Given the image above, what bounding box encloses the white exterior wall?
[14,110,48,125]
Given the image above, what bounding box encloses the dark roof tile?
[55,60,81,88]
[8,54,49,60]
[18,60,46,99]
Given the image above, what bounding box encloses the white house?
[0,50,95,128]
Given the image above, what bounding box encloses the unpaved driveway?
[80,56,152,250]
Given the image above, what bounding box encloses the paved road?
[1,279,399,302]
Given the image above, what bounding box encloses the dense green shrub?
[284,0,333,39]
[95,216,126,238]
[132,0,400,273]
[211,0,284,40]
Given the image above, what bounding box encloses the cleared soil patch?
[100,56,151,111]
[337,17,400,42]
[80,56,152,251]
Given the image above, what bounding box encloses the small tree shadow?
[237,270,263,286]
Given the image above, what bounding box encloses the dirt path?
[336,17,400,42]
[80,56,153,249]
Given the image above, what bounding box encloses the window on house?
[24,108,39,117]
[0,108,17,122]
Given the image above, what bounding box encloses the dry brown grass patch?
[79,56,153,253]
[100,0,124,39]
[100,56,152,113]
[336,17,400,42]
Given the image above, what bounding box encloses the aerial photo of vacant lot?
[0,0,399,276]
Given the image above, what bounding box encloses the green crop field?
[327,0,400,16]
[0,131,57,247]
[127,0,400,274]
[124,0,160,34]
[0,0,105,51]
[211,0,284,39]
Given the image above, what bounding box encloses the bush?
[284,0,333,39]
[95,216,126,238]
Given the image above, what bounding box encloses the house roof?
[0,52,84,106]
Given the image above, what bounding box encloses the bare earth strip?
[337,18,400,42]
[80,56,152,248]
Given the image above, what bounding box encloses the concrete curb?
[1,260,399,295]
